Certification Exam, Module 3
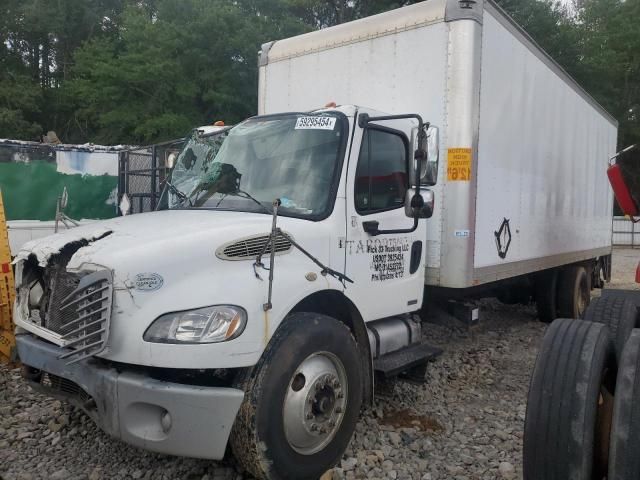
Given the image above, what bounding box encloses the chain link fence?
[118,139,184,214]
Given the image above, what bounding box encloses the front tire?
[230,312,363,480]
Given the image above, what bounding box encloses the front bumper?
[16,334,245,460]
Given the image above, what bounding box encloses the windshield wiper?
[166,180,193,207]
[212,188,272,215]
[235,189,271,215]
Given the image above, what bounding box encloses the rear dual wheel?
[230,313,363,480]
[557,265,591,319]
[535,265,590,323]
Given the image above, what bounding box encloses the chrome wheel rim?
[282,352,348,455]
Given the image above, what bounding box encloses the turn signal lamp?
[213,120,225,126]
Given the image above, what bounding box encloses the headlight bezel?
[143,304,248,344]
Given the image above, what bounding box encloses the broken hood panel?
[15,209,284,268]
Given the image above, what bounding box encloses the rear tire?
[584,295,638,362]
[230,313,363,480]
[557,265,590,318]
[534,269,558,323]
[609,329,640,480]
[523,318,614,480]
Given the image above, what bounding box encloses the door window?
[354,128,409,213]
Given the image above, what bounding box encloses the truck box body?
[258,0,616,289]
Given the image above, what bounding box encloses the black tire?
[534,269,559,323]
[229,312,363,480]
[609,329,640,480]
[584,295,638,362]
[557,265,591,318]
[523,318,615,480]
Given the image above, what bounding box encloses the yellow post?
[0,189,16,364]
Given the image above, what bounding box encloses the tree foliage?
[0,0,638,158]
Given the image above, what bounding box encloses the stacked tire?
[609,329,640,479]
[524,295,639,480]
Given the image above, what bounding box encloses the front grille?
[216,233,293,260]
[45,269,113,364]
[46,265,82,335]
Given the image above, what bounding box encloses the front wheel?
[230,312,363,480]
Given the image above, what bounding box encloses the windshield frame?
[169,110,350,222]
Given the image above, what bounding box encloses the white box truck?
[12,0,616,478]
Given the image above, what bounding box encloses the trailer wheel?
[557,265,590,318]
[534,269,558,323]
[584,295,638,362]
[229,312,363,480]
[609,329,640,480]
[523,318,615,480]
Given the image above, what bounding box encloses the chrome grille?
[46,269,113,365]
[216,234,293,260]
[46,265,82,335]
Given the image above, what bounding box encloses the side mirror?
[608,163,639,217]
[415,126,439,187]
[405,188,434,219]
[607,144,639,218]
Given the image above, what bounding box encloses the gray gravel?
[3,248,637,480]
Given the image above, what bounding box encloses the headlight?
[143,305,247,344]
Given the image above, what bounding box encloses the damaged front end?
[14,233,114,364]
[12,213,270,459]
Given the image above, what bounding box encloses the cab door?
[343,112,427,321]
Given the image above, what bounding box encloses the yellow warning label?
[447,148,472,182]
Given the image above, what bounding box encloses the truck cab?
[13,105,439,479]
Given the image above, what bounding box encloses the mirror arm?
[609,144,638,165]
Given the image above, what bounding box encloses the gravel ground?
[2,248,638,480]
[609,247,640,290]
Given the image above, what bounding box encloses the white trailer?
[258,0,616,291]
[12,1,616,479]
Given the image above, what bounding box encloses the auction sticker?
[134,273,164,292]
[295,116,336,130]
[447,148,472,182]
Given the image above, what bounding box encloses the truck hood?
[14,209,303,271]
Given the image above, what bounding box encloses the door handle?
[362,218,419,236]
[362,221,380,236]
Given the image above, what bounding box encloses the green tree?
[67,0,308,144]
[0,0,125,140]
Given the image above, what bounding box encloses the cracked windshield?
[169,114,345,218]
